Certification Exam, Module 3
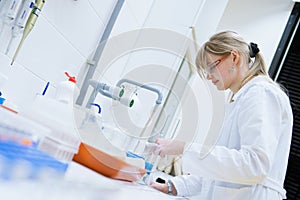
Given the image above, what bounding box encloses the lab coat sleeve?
[171,174,203,197]
[182,85,284,185]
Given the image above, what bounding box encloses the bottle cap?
[0,97,5,105]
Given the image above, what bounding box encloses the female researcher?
[150,31,293,199]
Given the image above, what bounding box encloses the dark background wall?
[269,3,300,199]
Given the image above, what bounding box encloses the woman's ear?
[231,50,239,65]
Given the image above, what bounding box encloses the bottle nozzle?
[64,72,76,83]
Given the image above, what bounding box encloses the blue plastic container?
[0,140,68,180]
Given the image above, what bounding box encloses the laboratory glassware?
[11,0,45,65]
[5,0,34,54]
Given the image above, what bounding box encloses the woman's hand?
[150,182,169,194]
[156,138,185,156]
[150,181,177,195]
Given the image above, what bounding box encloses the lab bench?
[0,161,185,200]
[65,161,187,200]
[0,102,185,199]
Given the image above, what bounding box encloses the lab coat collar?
[231,75,269,102]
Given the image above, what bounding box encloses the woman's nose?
[206,73,212,80]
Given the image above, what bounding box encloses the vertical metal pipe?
[76,0,125,105]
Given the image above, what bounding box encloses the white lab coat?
[171,76,293,200]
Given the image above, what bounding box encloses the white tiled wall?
[0,0,293,158]
[0,0,231,153]
[0,0,118,108]
[0,0,217,109]
[217,0,294,68]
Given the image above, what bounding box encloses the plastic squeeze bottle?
[55,72,79,104]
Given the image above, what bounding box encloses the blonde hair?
[196,31,269,85]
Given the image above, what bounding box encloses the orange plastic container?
[73,142,146,182]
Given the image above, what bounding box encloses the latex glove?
[157,155,174,174]
[157,155,183,176]
[156,138,185,157]
[144,142,160,155]
[173,155,182,176]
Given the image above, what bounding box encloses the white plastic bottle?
[55,72,79,104]
[0,73,8,105]
[19,72,82,163]
[80,103,102,128]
